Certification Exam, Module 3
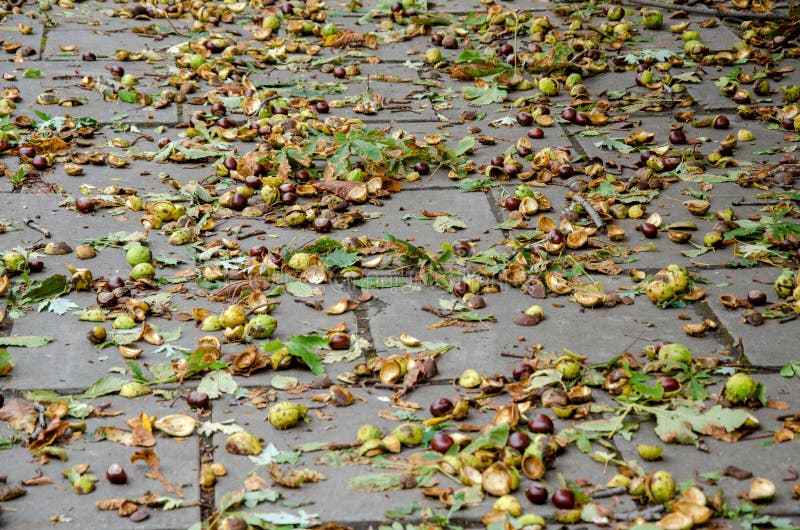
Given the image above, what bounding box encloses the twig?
[591,486,627,499]
[614,505,665,522]
[572,194,604,228]
[24,218,51,238]
[500,351,530,359]
[236,230,266,241]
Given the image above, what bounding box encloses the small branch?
[24,218,51,238]
[613,505,665,522]
[236,230,266,241]
[591,486,627,499]
[572,194,604,228]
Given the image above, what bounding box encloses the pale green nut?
[245,314,277,339]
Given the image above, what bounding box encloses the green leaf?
[321,248,361,269]
[462,84,507,106]
[524,369,563,390]
[0,336,53,348]
[348,473,412,492]
[780,360,800,378]
[78,376,127,399]
[455,49,483,63]
[244,488,282,508]
[197,370,239,399]
[594,137,635,154]
[431,215,467,233]
[264,335,328,376]
[351,278,408,289]
[454,136,475,156]
[646,404,750,444]
[285,281,317,298]
[455,177,494,191]
[118,89,139,104]
[126,360,148,383]
[24,69,42,78]
[0,348,14,376]
[461,423,509,454]
[241,510,318,527]
[37,297,79,316]
[21,274,69,304]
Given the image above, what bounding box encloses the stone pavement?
[0,0,799,528]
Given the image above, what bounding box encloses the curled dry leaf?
[130,449,183,497]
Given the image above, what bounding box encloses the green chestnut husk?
[724,372,757,404]
[268,401,308,430]
[126,244,151,266]
[646,470,676,503]
[658,343,692,364]
[225,431,262,455]
[244,314,277,339]
[391,422,423,446]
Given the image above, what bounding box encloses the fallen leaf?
[0,399,38,434]
[130,449,183,497]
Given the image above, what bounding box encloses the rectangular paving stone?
[353,186,498,251]
[362,272,731,380]
[210,382,626,525]
[0,394,201,529]
[614,375,800,516]
[701,268,796,367]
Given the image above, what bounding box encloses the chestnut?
[551,488,575,509]
[27,259,45,273]
[561,107,577,122]
[452,279,468,297]
[187,391,210,410]
[512,363,534,381]
[312,217,333,233]
[503,196,521,211]
[747,290,767,306]
[210,102,227,116]
[712,115,730,129]
[669,130,687,145]
[640,222,658,239]
[452,240,471,257]
[18,145,35,158]
[31,155,48,170]
[75,197,96,214]
[441,35,458,49]
[244,175,263,189]
[106,463,128,485]
[414,161,430,175]
[516,112,533,126]
[315,101,329,114]
[525,483,548,504]
[507,431,530,451]
[527,128,544,139]
[329,332,351,350]
[332,66,346,78]
[527,413,554,434]
[229,193,248,211]
[429,432,454,454]
[429,397,455,417]
[660,376,680,393]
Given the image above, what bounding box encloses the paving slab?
[614,375,800,516]
[702,267,798,367]
[0,394,201,529]
[210,382,626,525]
[362,273,731,379]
